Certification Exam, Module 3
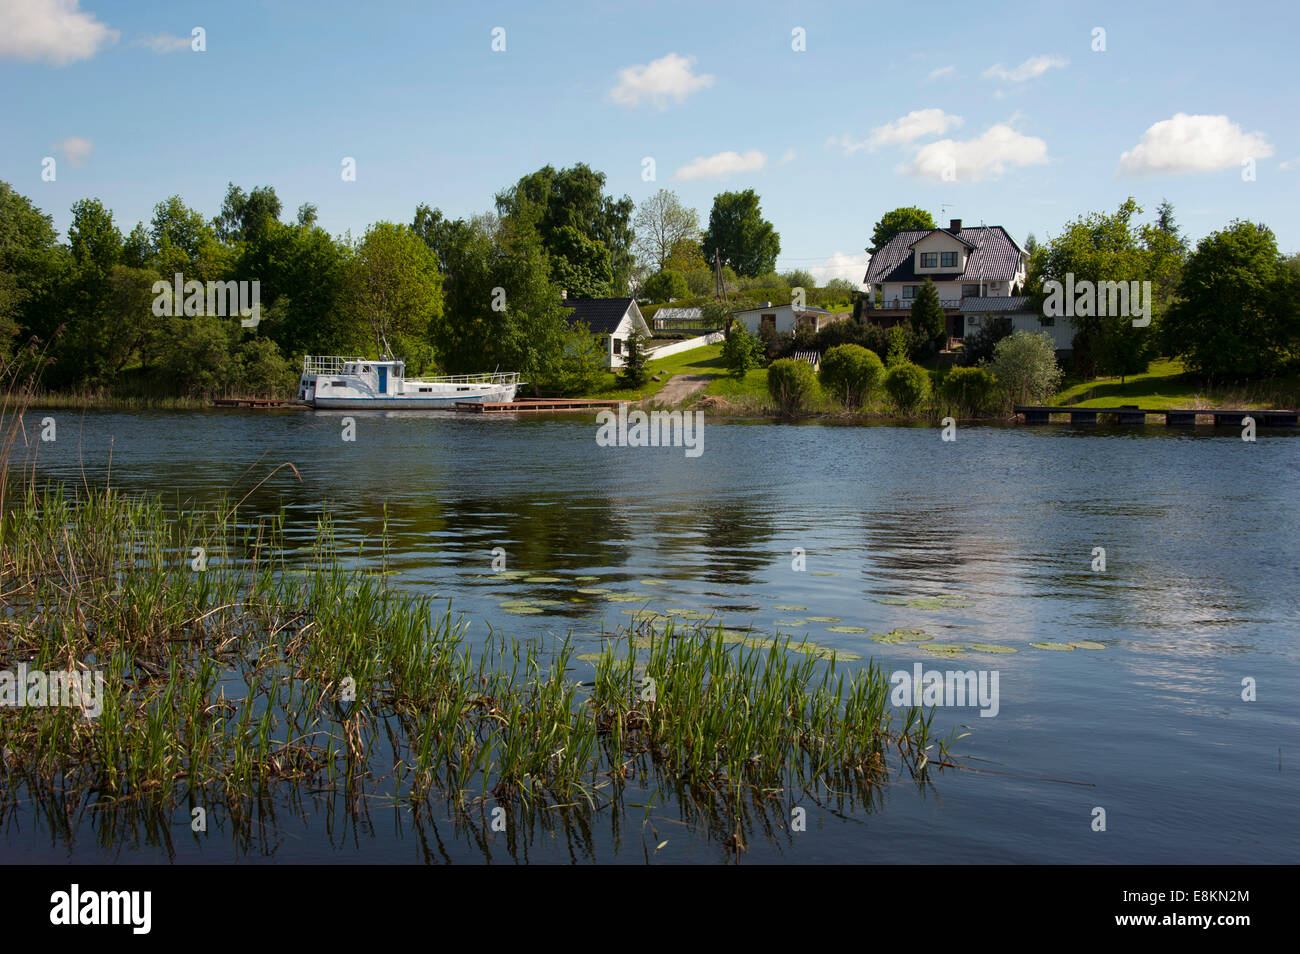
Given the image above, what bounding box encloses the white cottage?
[562,297,653,369]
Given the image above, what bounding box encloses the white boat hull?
[297,356,520,410]
[309,386,517,409]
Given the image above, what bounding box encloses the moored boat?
[297,356,520,409]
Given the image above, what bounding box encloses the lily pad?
[576,652,605,662]
[966,643,1019,654]
[501,606,544,615]
[876,596,973,610]
[870,628,934,644]
[639,579,670,586]
[826,625,869,634]
[574,575,601,582]
[665,609,714,620]
[806,616,841,623]
[524,575,565,583]
[1030,641,1074,651]
[1069,640,1106,650]
[576,587,610,595]
[774,618,808,627]
[773,604,807,611]
[810,572,840,577]
[604,593,652,602]
[922,643,970,657]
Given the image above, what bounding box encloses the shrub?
[989,331,1063,407]
[883,361,931,412]
[819,344,884,407]
[619,332,649,388]
[940,365,997,416]
[767,358,818,415]
[886,325,911,366]
[722,322,766,376]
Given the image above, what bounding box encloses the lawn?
[584,343,726,401]
[1053,359,1300,410]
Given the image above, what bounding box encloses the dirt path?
[644,373,716,407]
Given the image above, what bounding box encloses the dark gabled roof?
[908,227,977,250]
[961,295,1032,313]
[864,225,1024,285]
[562,297,635,335]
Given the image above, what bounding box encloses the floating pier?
[454,398,628,413]
[1015,405,1299,427]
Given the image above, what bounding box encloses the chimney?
[950,218,962,231]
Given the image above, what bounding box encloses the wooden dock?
[454,398,628,413]
[1015,405,1299,427]
[212,398,302,408]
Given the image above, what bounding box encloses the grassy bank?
[0,478,944,850]
[1053,358,1300,409]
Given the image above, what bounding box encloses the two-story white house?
[860,219,1072,352]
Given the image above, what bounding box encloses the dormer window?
[940,251,958,267]
[920,252,938,268]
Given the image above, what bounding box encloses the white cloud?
[609,53,714,109]
[829,109,962,155]
[1119,113,1273,175]
[674,149,766,180]
[983,54,1067,83]
[0,0,118,66]
[927,65,956,81]
[1280,156,1300,171]
[806,252,869,288]
[138,33,191,54]
[55,136,93,167]
[777,148,797,165]
[901,123,1049,181]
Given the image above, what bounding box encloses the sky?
[2,0,1298,286]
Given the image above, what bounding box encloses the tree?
[940,365,997,416]
[962,315,1013,366]
[989,331,1062,407]
[346,222,443,358]
[1026,197,1159,379]
[702,190,781,278]
[781,268,817,290]
[722,322,765,376]
[910,278,946,353]
[818,344,884,407]
[495,163,635,294]
[0,181,61,362]
[619,331,649,387]
[641,269,689,302]
[633,189,700,272]
[1166,220,1296,378]
[868,207,935,255]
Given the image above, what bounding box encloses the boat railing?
[303,356,518,386]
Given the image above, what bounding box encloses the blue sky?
[3,0,1298,284]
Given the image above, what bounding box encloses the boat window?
[362,365,370,373]
[419,387,432,392]
[332,380,346,387]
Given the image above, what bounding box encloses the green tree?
[0,181,61,361]
[868,206,935,255]
[940,365,997,416]
[641,269,689,302]
[989,331,1062,407]
[619,331,649,387]
[818,343,884,407]
[495,163,635,294]
[722,322,765,376]
[346,222,443,358]
[633,189,700,272]
[702,189,781,277]
[1166,220,1296,378]
[910,278,946,353]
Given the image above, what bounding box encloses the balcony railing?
[869,298,963,310]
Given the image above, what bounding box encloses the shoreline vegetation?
[0,374,948,855]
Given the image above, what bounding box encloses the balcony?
[867,298,963,311]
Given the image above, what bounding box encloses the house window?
[612,338,622,355]
[940,251,958,267]
[902,285,919,299]
[962,284,981,297]
[920,252,938,268]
